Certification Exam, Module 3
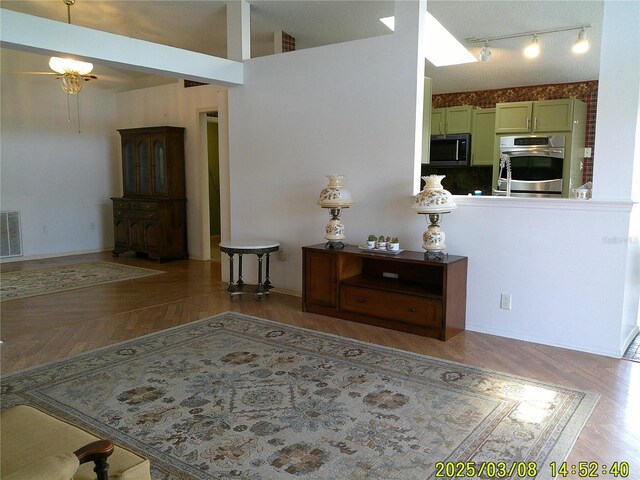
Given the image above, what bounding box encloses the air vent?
[0,211,23,258]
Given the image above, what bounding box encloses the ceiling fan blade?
[92,73,133,84]
[12,71,57,75]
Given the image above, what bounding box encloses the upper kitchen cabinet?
[431,106,474,135]
[119,126,186,198]
[495,99,583,134]
[471,108,496,166]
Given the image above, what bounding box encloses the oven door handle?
[501,149,564,157]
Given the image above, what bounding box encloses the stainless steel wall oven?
[495,135,565,198]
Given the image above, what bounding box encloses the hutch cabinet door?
[144,222,161,251]
[304,250,337,307]
[129,221,146,249]
[122,139,136,195]
[114,218,129,246]
[136,138,151,195]
[151,136,168,195]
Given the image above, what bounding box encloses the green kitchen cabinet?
[494,101,533,133]
[447,105,474,133]
[533,100,576,132]
[431,106,474,135]
[495,99,579,134]
[471,108,496,166]
[431,108,445,135]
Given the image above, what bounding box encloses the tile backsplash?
[420,165,493,196]
[432,80,598,185]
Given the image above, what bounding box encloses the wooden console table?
[302,244,467,340]
[220,240,279,300]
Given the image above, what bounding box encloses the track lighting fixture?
[466,24,592,60]
[524,35,540,58]
[573,28,589,54]
[479,42,491,62]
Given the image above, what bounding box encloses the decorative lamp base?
[422,213,447,253]
[424,250,448,260]
[323,207,348,249]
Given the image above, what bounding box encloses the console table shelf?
[302,244,468,340]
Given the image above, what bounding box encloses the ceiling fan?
[45,0,97,95]
[14,0,100,132]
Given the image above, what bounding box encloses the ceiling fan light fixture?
[59,73,85,94]
[524,35,540,58]
[49,57,94,76]
[572,28,589,54]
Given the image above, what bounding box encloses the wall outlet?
[584,147,592,158]
[42,225,48,234]
[90,222,96,230]
[500,293,512,310]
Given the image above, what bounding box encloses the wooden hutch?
[111,126,187,261]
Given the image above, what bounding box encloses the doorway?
[207,115,221,262]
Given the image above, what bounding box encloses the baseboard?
[271,287,302,297]
[0,247,114,264]
[466,323,624,358]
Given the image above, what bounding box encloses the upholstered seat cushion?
[2,453,79,480]
[0,405,151,480]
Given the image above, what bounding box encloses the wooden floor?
[1,251,639,476]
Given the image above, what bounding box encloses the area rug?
[0,261,164,301]
[622,331,640,363]
[1,312,599,479]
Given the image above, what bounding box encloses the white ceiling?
[0,0,602,94]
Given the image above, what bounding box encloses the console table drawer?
[340,285,441,328]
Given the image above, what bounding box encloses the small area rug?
[622,331,640,363]
[0,261,164,301]
[1,312,599,479]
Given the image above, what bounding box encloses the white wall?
[0,48,119,259]
[115,81,223,259]
[440,197,636,357]
[227,0,426,293]
[592,0,640,201]
[226,1,639,357]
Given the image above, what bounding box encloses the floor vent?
[0,211,23,258]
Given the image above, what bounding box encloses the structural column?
[227,0,251,61]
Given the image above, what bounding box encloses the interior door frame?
[197,89,230,262]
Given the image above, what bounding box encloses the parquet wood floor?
[1,251,638,476]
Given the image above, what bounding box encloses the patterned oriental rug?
[2,312,599,479]
[0,262,164,301]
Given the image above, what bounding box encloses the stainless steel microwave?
[429,134,471,167]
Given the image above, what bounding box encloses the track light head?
[524,35,540,58]
[572,28,589,54]
[479,43,491,62]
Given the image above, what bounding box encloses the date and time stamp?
[434,461,631,478]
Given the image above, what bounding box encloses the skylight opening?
[379,13,477,67]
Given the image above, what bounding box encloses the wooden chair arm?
[74,440,114,480]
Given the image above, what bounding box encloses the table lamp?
[318,175,354,248]
[413,175,456,259]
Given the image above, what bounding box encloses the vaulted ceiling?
[1,0,602,94]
